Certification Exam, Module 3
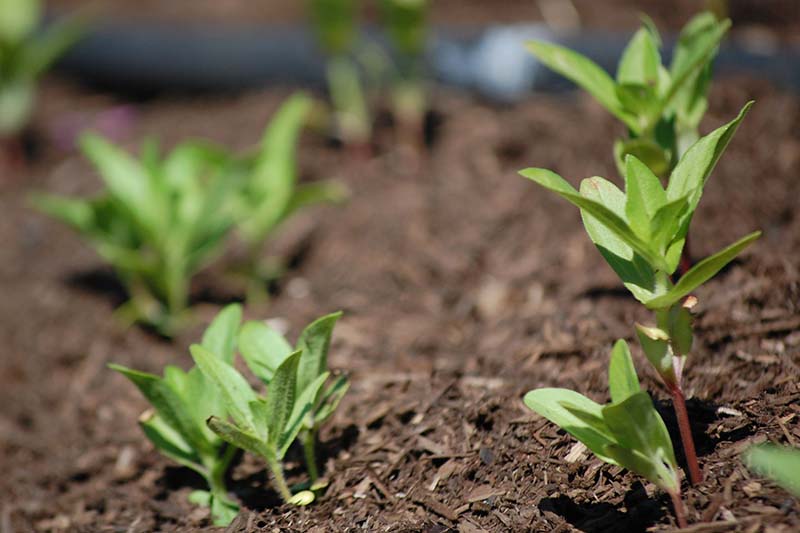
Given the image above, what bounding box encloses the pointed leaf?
[296,311,342,395]
[524,388,617,463]
[279,372,329,458]
[139,411,203,472]
[608,340,640,404]
[201,304,242,364]
[206,416,269,458]
[649,197,689,258]
[190,345,258,432]
[266,350,301,449]
[29,194,94,233]
[617,27,660,87]
[314,374,350,426]
[744,445,800,497]
[645,231,761,309]
[525,41,637,131]
[624,155,666,238]
[238,321,293,384]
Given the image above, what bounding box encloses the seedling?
[526,12,728,178]
[191,311,347,503]
[32,134,237,335]
[744,444,800,498]
[525,340,686,527]
[378,0,428,143]
[309,0,372,151]
[0,0,83,161]
[238,311,348,482]
[519,103,761,485]
[109,304,243,526]
[230,93,347,302]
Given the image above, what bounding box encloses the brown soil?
[1,52,799,533]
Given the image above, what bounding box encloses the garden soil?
[1,66,799,533]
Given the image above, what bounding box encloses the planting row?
[23,5,800,529]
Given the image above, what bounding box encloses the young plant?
[378,0,429,143]
[32,134,237,335]
[190,311,347,503]
[308,0,372,151]
[744,444,800,498]
[108,304,243,526]
[238,311,348,483]
[526,12,728,178]
[0,0,83,160]
[230,93,346,302]
[525,340,686,527]
[519,103,760,485]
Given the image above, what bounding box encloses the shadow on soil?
[540,481,665,533]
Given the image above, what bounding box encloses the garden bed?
[1,69,799,533]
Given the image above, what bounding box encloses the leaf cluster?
[526,12,728,176]
[0,0,84,135]
[109,304,244,525]
[525,340,680,495]
[32,93,344,334]
[520,103,759,310]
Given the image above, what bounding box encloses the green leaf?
[296,311,342,395]
[206,416,269,458]
[190,344,258,432]
[238,321,293,384]
[0,0,41,43]
[634,324,674,382]
[649,197,689,258]
[617,27,660,87]
[608,340,640,404]
[210,494,240,526]
[17,13,85,78]
[523,388,617,463]
[201,304,242,365]
[279,372,330,458]
[79,134,161,235]
[266,350,302,449]
[29,194,94,233]
[602,391,679,492]
[519,169,665,271]
[284,180,349,220]
[314,374,350,426]
[666,102,753,238]
[139,411,202,472]
[525,41,637,131]
[624,155,666,238]
[744,444,800,497]
[645,231,761,309]
[109,363,211,455]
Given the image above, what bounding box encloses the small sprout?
[525,340,686,527]
[378,0,429,142]
[109,304,243,526]
[191,312,347,503]
[308,0,372,150]
[32,135,238,335]
[525,11,728,176]
[744,444,800,497]
[520,104,761,485]
[0,0,84,146]
[237,311,348,484]
[231,93,347,302]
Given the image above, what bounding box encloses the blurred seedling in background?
[229,93,347,303]
[109,305,244,526]
[520,103,760,485]
[744,444,800,498]
[378,0,429,147]
[308,0,372,155]
[526,12,729,272]
[0,0,84,165]
[191,311,347,504]
[525,340,687,527]
[32,134,237,336]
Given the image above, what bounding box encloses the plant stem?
[669,384,703,485]
[267,456,293,503]
[669,489,688,528]
[302,430,319,483]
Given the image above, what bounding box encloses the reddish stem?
[669,489,688,528]
[669,384,703,485]
[677,234,693,278]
